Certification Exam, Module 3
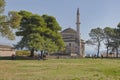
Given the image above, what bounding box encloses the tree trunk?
[97,42,100,57]
[41,50,43,59]
[106,46,109,57]
[30,48,35,57]
[116,48,118,58]
[106,39,110,58]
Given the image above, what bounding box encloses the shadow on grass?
[0,56,120,60]
[0,56,37,60]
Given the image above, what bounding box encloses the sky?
[1,0,120,54]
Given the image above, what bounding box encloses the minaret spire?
[76,8,81,56]
[77,8,80,23]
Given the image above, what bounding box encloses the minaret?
[76,8,81,56]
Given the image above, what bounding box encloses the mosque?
[61,8,85,57]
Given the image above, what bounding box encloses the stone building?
[0,45,15,56]
[61,8,85,57]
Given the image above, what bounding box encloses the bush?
[16,50,30,56]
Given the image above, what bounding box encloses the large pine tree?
[15,11,65,57]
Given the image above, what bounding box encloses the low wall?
[0,50,15,56]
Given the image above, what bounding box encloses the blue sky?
[1,0,120,53]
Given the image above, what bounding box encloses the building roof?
[61,28,76,33]
[0,45,14,49]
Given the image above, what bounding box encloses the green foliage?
[28,33,45,50]
[42,14,61,31]
[89,27,104,42]
[0,0,22,40]
[16,50,30,56]
[103,27,115,56]
[44,38,58,53]
[16,10,46,51]
[0,0,5,13]
[42,15,65,50]
[8,11,22,28]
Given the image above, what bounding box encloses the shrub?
[16,50,30,56]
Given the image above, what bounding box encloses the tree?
[103,27,115,57]
[16,11,65,57]
[16,11,46,57]
[103,27,120,58]
[117,22,120,29]
[89,27,104,57]
[0,0,22,40]
[113,23,120,57]
[107,23,120,58]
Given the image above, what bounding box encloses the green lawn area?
[0,58,120,80]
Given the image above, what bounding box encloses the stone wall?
[0,50,15,56]
[0,45,15,56]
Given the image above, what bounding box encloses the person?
[11,53,15,60]
[37,51,41,60]
[38,54,41,60]
[101,54,103,59]
[43,53,46,60]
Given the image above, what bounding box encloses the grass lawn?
[0,58,120,80]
